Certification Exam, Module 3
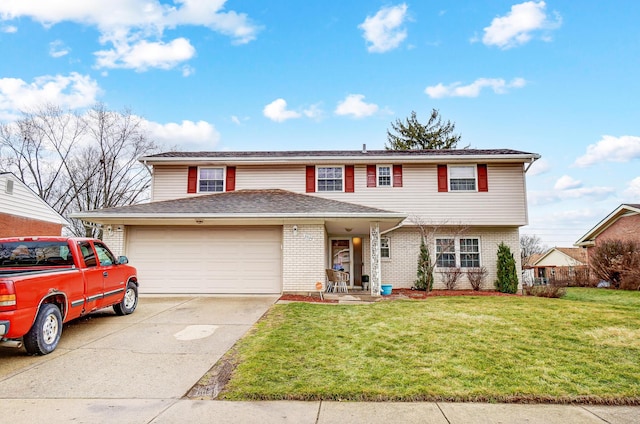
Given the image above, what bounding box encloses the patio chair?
[326,269,349,293]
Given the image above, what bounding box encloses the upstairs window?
[377,166,391,187]
[199,168,224,192]
[317,166,343,192]
[449,165,476,191]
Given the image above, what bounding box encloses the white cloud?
[2,25,17,33]
[624,176,640,198]
[482,1,562,49]
[0,0,260,71]
[145,119,220,148]
[49,40,69,58]
[528,186,615,206]
[95,36,195,71]
[358,3,408,53]
[181,65,195,77]
[334,94,378,118]
[527,158,551,176]
[0,73,101,120]
[263,98,301,122]
[231,115,241,125]
[302,103,324,120]
[574,135,640,167]
[425,77,526,98]
[554,175,582,190]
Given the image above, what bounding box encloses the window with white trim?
[377,165,391,187]
[436,237,481,268]
[199,168,224,192]
[317,166,343,192]
[380,237,390,259]
[459,238,480,268]
[449,165,476,191]
[436,238,456,267]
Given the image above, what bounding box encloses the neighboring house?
[0,172,69,237]
[72,148,540,295]
[528,247,587,285]
[575,204,640,267]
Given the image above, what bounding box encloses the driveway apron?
[0,296,277,401]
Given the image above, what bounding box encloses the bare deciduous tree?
[0,103,161,237]
[520,234,547,267]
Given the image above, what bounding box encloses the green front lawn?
[218,288,640,403]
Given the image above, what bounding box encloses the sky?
[0,0,639,248]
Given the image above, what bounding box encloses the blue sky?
[0,1,639,248]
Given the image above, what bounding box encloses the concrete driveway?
[0,295,278,423]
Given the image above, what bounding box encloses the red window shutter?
[437,165,448,192]
[393,165,403,187]
[187,167,197,193]
[366,165,376,187]
[306,166,315,193]
[345,165,354,192]
[226,166,236,192]
[477,164,488,192]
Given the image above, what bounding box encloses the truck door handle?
[103,271,108,277]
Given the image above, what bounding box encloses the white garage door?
[126,226,282,294]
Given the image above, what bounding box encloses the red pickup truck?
[0,236,139,355]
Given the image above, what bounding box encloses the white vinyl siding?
[126,226,282,294]
[0,174,67,224]
[150,163,528,225]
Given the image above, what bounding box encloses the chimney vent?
[362,143,367,153]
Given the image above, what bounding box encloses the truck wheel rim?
[124,288,136,309]
[43,314,59,344]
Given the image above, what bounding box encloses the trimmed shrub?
[495,242,518,294]
[415,238,434,291]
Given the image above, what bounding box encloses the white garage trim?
[127,226,282,294]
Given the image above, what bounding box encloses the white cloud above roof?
[0,73,101,120]
[425,77,526,98]
[574,135,640,167]
[49,40,70,58]
[0,0,259,71]
[554,175,582,190]
[263,98,301,123]
[334,94,378,118]
[481,1,561,49]
[359,3,408,53]
[145,119,220,149]
[624,177,640,198]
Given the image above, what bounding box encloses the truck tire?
[23,303,63,355]
[114,281,138,316]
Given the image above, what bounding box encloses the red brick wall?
[585,214,640,266]
[0,213,64,237]
[595,214,640,245]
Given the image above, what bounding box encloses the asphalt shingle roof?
[143,149,535,159]
[82,189,402,217]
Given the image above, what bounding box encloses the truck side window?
[94,243,116,266]
[79,242,97,267]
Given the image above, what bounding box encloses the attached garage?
[126,226,282,294]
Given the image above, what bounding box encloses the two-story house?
[73,148,540,295]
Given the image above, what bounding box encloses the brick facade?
[0,212,64,237]
[363,226,521,291]
[282,223,327,292]
[102,226,126,257]
[593,214,640,245]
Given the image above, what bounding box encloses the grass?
[216,288,640,403]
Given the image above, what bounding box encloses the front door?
[330,239,352,286]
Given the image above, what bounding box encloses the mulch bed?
[279,288,519,303]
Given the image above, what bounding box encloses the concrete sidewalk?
[0,399,638,423]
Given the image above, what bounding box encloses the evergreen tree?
[495,242,519,293]
[386,109,461,150]
[415,238,434,291]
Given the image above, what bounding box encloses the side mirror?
[117,256,129,265]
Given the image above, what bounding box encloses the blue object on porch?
[381,284,392,295]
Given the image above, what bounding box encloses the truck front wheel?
[114,281,138,316]
[24,304,63,355]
